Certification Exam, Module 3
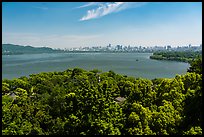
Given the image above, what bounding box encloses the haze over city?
[2,2,202,49]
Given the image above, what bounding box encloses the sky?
[2,2,202,49]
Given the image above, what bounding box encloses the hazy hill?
[2,44,60,55]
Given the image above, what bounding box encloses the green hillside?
[2,44,58,55]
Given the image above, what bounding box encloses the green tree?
[187,57,202,74]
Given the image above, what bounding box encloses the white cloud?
[75,2,101,9]
[80,2,147,21]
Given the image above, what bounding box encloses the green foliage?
[150,51,202,63]
[2,67,202,135]
[183,126,202,135]
[187,56,202,74]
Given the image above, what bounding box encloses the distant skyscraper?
[167,45,171,50]
[116,45,122,50]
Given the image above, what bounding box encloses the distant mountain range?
[2,44,62,55]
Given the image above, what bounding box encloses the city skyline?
[2,2,202,49]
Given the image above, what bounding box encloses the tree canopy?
[150,51,202,63]
[2,59,202,135]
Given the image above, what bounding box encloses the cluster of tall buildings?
[65,44,202,52]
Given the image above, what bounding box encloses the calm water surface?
[2,53,190,80]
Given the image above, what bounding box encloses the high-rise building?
[167,45,171,50]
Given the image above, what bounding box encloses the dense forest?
[150,51,202,62]
[2,57,202,135]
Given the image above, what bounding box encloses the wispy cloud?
[80,2,147,21]
[75,2,102,9]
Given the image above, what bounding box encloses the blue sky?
[2,2,202,49]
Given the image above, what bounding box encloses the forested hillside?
[2,57,202,135]
[2,44,60,55]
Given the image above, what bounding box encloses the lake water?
[2,53,190,80]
